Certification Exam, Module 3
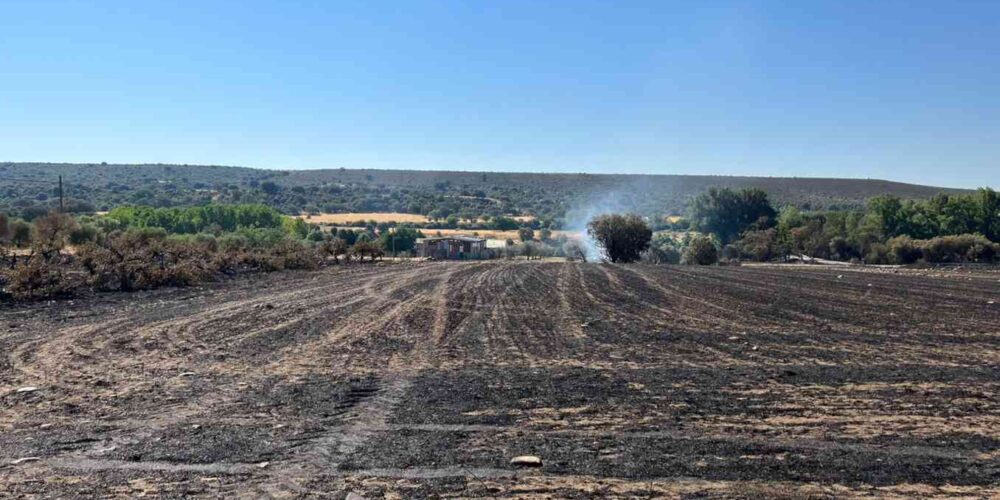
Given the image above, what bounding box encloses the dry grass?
[297,212,430,224]
[420,228,582,241]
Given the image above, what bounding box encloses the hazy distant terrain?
[1,162,972,222]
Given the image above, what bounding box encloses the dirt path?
[1,262,998,498]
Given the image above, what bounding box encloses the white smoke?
[562,190,637,262]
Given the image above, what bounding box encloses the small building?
[416,236,488,259]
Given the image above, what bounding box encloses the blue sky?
[1,1,997,188]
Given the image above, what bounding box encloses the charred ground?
[1,262,998,498]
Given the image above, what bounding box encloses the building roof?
[417,235,486,243]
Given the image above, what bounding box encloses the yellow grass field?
[420,228,581,241]
[297,213,537,224]
[297,212,429,224]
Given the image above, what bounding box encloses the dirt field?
[2,262,998,498]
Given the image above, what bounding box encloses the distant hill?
[0,162,973,223]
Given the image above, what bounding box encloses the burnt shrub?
[0,254,80,300]
[77,229,216,292]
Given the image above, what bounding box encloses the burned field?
[1,262,998,498]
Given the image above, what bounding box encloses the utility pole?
[58,175,64,213]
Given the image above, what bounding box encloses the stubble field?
[1,262,998,498]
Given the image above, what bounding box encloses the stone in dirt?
[11,457,41,465]
[346,493,366,500]
[510,455,543,467]
[16,386,38,393]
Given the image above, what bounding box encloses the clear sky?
[2,1,997,188]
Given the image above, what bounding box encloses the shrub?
[0,254,80,300]
[642,233,682,264]
[888,236,922,264]
[865,242,891,264]
[920,234,998,263]
[682,236,718,265]
[721,244,741,262]
[828,236,859,261]
[69,224,100,245]
[31,212,78,257]
[77,229,211,291]
[736,228,780,262]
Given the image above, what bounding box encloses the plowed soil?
[2,262,998,498]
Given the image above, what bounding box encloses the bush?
[77,229,212,291]
[31,212,78,257]
[587,214,652,263]
[888,236,922,264]
[736,228,780,262]
[69,224,100,245]
[0,254,80,300]
[865,243,891,264]
[880,233,998,264]
[682,236,718,265]
[920,234,998,263]
[720,244,741,262]
[828,236,859,261]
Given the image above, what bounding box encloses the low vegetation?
[0,207,394,301]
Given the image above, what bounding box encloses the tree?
[682,235,718,265]
[10,220,31,247]
[0,213,9,243]
[379,226,422,254]
[518,227,535,242]
[31,212,79,258]
[490,217,519,231]
[586,214,652,263]
[351,239,383,261]
[643,233,681,264]
[260,181,280,195]
[321,237,349,263]
[688,188,777,244]
[335,228,359,246]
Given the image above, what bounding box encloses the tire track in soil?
[5,264,449,472]
[6,262,1000,497]
[283,263,466,474]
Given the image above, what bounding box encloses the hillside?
[0,162,972,223]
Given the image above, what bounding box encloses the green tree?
[586,214,652,263]
[518,227,535,242]
[379,226,423,254]
[490,216,519,231]
[688,187,777,244]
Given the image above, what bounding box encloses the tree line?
[587,187,998,265]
